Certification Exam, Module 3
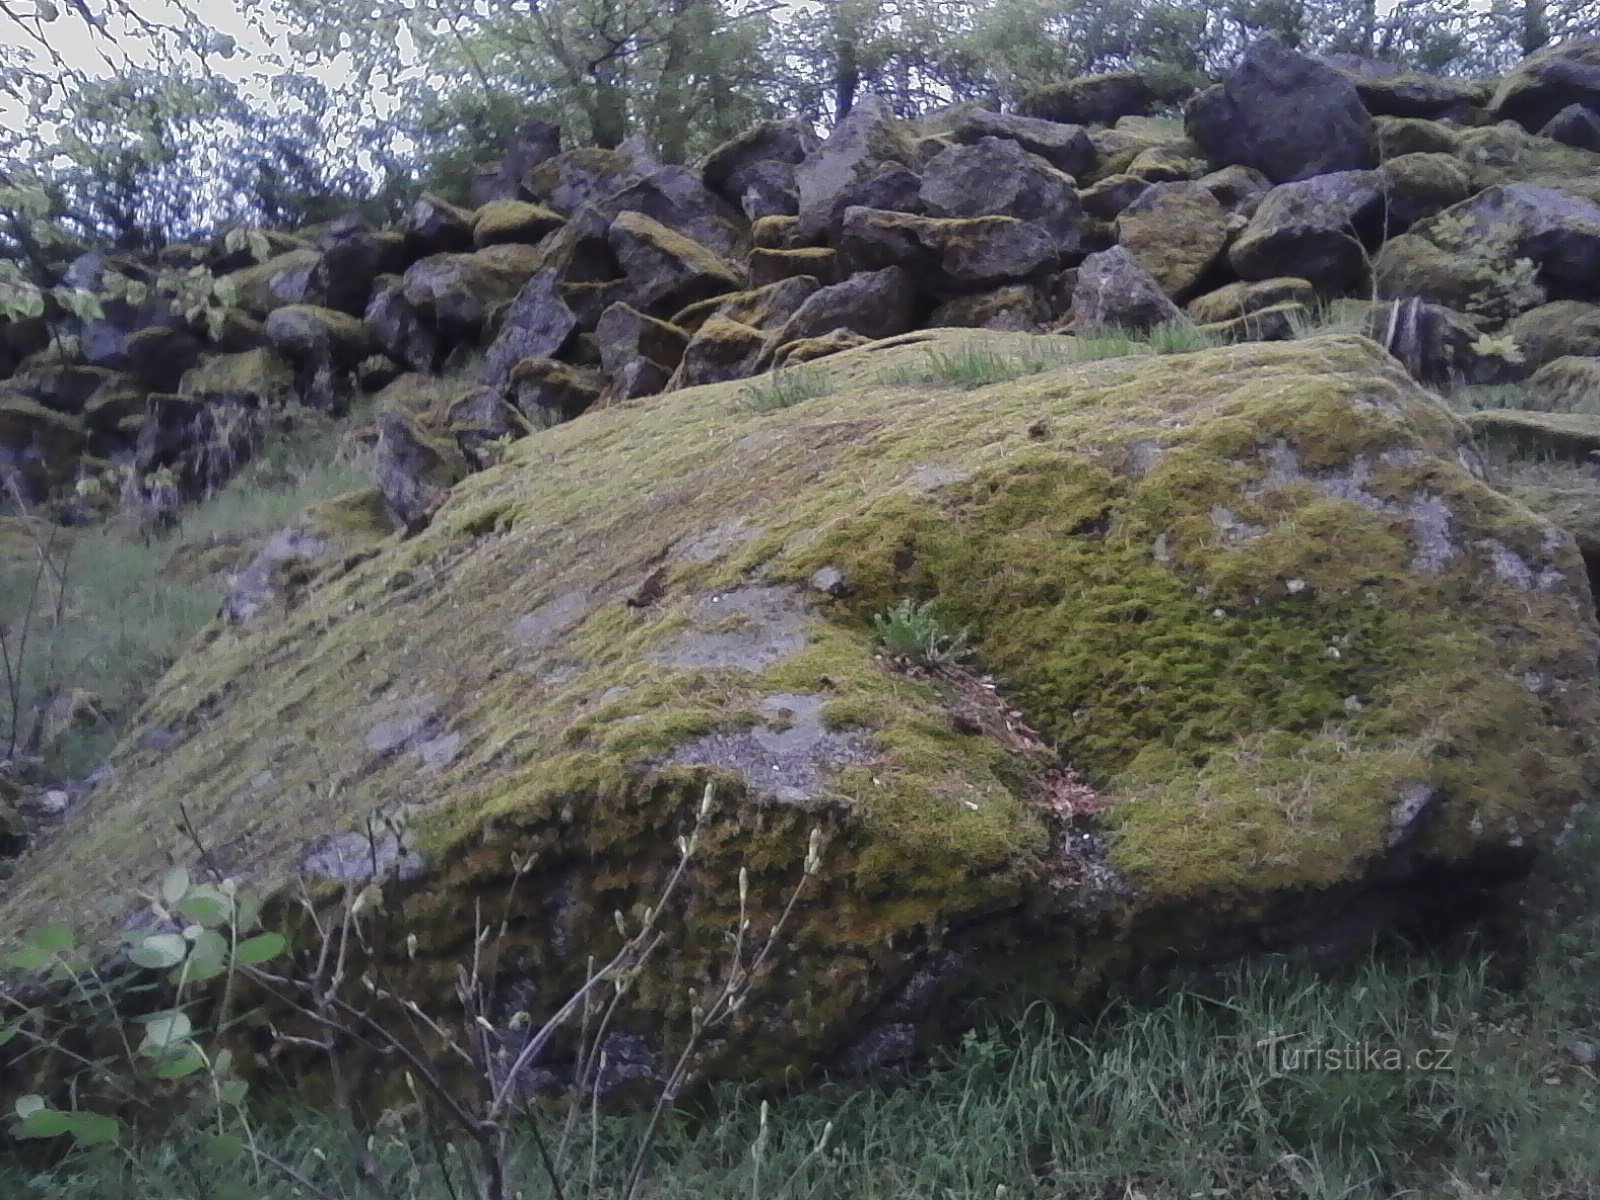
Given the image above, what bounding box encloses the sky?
[0,1,417,137]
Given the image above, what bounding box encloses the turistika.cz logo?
[1256,1031,1456,1074]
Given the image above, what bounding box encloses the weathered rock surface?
[1187,35,1377,183]
[1230,171,1384,290]
[11,333,1596,1089]
[1072,246,1183,331]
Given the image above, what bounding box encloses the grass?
[1,405,371,777]
[737,365,835,411]
[872,597,971,666]
[10,803,1600,1198]
[876,323,1223,390]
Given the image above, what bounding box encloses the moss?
[1506,301,1600,370]
[752,215,800,249]
[228,248,325,318]
[749,248,839,288]
[1375,116,1464,159]
[180,348,296,406]
[471,200,564,249]
[1187,278,1314,324]
[8,332,1597,1083]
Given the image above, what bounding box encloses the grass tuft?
[737,366,835,412]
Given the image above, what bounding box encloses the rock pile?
[12,37,1600,531]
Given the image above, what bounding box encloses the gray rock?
[949,110,1095,176]
[1071,246,1184,333]
[1230,171,1385,290]
[794,94,920,240]
[1186,35,1377,183]
[1540,102,1600,152]
[480,270,580,392]
[920,137,1082,254]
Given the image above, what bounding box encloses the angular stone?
[1186,35,1377,183]
[1071,246,1183,332]
[1115,182,1229,301]
[480,270,580,392]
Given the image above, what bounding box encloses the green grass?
[737,365,836,411]
[1,407,371,776]
[877,323,1223,390]
[12,803,1600,1200]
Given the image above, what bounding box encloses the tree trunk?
[1521,0,1551,56]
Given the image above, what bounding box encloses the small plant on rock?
[873,597,971,668]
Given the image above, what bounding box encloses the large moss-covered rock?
[1489,39,1600,132]
[228,248,327,318]
[1019,70,1156,127]
[838,208,1063,293]
[1229,171,1384,290]
[1114,181,1229,301]
[1506,301,1600,370]
[6,333,1597,1088]
[402,244,548,338]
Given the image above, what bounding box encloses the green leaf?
[153,1043,208,1079]
[161,866,191,907]
[179,886,231,928]
[128,932,188,970]
[137,1009,193,1051]
[28,922,76,953]
[175,929,228,984]
[218,1078,249,1107]
[64,1111,120,1147]
[0,1026,19,1048]
[4,946,53,973]
[15,1108,75,1140]
[199,1131,245,1164]
[233,932,286,966]
[35,1,59,22]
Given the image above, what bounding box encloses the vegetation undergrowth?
[1,405,370,777]
[9,799,1600,1199]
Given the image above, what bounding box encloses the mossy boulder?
[228,248,327,318]
[1018,70,1156,127]
[838,209,1063,294]
[1378,152,1477,228]
[929,284,1050,332]
[1187,278,1315,324]
[1114,181,1229,301]
[670,278,821,337]
[6,333,1595,1087]
[508,356,604,426]
[1229,171,1384,290]
[1506,301,1600,370]
[402,244,548,339]
[471,200,565,249]
[794,95,922,240]
[1467,409,1600,462]
[1343,69,1488,121]
[1374,116,1464,159]
[1526,355,1600,411]
[180,348,296,407]
[1186,35,1376,184]
[748,247,840,289]
[0,392,86,495]
[608,211,743,317]
[1489,39,1600,132]
[264,306,371,370]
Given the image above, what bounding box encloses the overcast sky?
[0,1,418,135]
